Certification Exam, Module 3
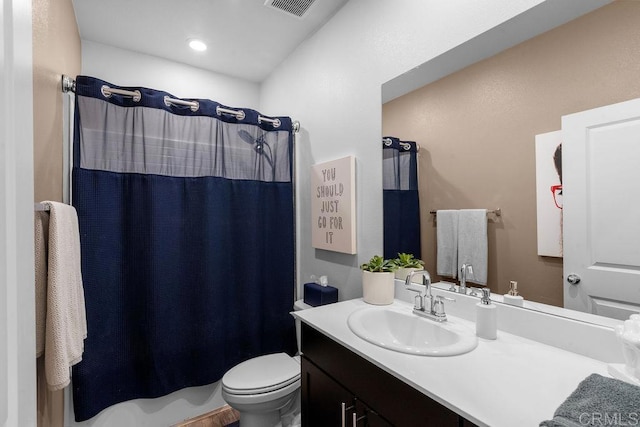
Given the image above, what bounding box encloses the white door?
[562,98,640,320]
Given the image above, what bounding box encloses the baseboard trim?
[172,405,240,427]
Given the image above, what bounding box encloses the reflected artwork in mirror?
[381,1,640,322]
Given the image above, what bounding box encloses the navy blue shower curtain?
[71,76,296,421]
[382,137,421,260]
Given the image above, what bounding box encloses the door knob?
[566,274,581,285]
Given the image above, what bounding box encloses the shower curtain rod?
[61,75,301,133]
[383,137,420,152]
[164,96,199,112]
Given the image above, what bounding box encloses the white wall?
[1,0,37,426]
[81,40,260,108]
[260,0,552,301]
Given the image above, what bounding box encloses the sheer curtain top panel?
[74,75,293,182]
[382,136,418,191]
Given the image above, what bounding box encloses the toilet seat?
[222,353,300,395]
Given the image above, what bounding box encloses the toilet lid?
[222,353,300,395]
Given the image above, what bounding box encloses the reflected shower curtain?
[71,76,296,421]
[382,137,421,259]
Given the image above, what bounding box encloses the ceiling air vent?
[264,0,316,18]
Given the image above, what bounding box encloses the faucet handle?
[433,295,455,317]
[460,263,475,278]
[466,264,475,280]
[413,294,424,311]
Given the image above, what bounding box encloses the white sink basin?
[347,305,478,356]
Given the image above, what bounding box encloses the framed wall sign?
[311,156,357,254]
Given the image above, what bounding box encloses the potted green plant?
[360,255,397,305]
[392,253,425,282]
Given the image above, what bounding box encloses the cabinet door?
[302,356,355,427]
[302,324,463,426]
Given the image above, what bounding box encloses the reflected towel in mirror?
[457,209,488,285]
[436,210,459,278]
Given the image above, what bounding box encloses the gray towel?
[540,374,640,427]
[436,210,458,278]
[457,209,487,285]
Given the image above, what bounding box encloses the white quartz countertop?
[293,298,610,427]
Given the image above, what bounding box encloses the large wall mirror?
[381,1,640,322]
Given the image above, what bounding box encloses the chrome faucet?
[459,263,474,295]
[405,270,454,322]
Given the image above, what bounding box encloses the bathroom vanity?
[294,295,616,427]
[301,323,473,426]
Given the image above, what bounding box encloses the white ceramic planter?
[362,270,395,305]
[394,267,425,283]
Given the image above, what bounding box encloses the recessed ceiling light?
[188,39,207,52]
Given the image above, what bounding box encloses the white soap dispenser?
[476,288,497,340]
[503,280,524,307]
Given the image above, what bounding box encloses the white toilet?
[221,299,311,427]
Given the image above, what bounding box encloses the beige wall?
[382,2,640,307]
[33,0,81,202]
[32,0,81,424]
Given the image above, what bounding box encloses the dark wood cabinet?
[301,358,392,427]
[301,323,477,427]
[301,357,355,426]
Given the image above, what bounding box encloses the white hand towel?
[436,210,459,278]
[35,211,49,358]
[457,209,488,285]
[41,201,87,390]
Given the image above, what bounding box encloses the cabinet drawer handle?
[341,402,354,427]
[353,411,367,426]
